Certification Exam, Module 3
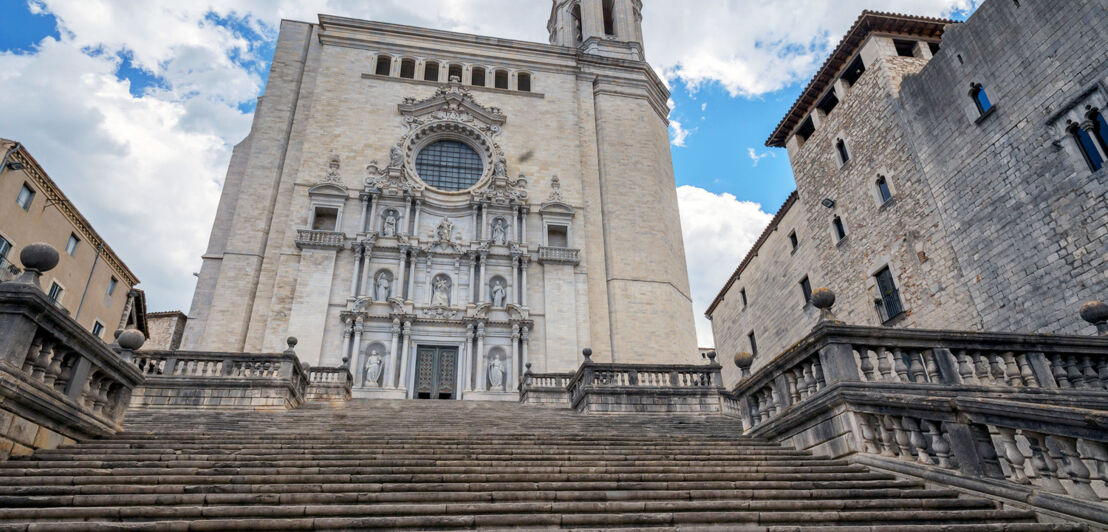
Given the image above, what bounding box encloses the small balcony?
[295,229,344,250]
[538,246,580,265]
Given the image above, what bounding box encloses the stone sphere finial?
[341,356,350,368]
[117,328,145,351]
[734,351,754,370]
[14,243,60,287]
[582,348,592,363]
[285,336,298,355]
[706,351,718,364]
[811,287,843,326]
[1079,300,1108,336]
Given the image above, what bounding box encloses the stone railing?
[0,256,21,283]
[730,289,1108,526]
[519,364,575,406]
[305,364,353,402]
[0,243,144,459]
[563,349,727,414]
[537,246,580,265]
[131,338,308,410]
[295,229,344,250]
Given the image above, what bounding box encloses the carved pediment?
[399,80,506,132]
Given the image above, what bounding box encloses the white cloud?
[700,103,707,112]
[669,120,694,147]
[747,147,775,167]
[677,186,774,346]
[3,0,978,316]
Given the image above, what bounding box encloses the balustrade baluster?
[1081,357,1098,389]
[1082,440,1108,485]
[988,354,1007,384]
[876,415,897,457]
[1051,354,1071,388]
[31,340,55,381]
[1098,359,1108,390]
[1052,436,1099,500]
[799,365,811,399]
[22,337,44,374]
[923,350,940,383]
[957,350,976,384]
[44,348,64,386]
[1023,430,1065,494]
[857,414,879,454]
[1002,352,1022,386]
[812,358,826,389]
[909,350,927,383]
[902,417,932,464]
[923,420,953,468]
[972,352,991,384]
[1066,355,1085,388]
[888,415,912,458]
[785,371,800,403]
[1016,353,1038,387]
[857,348,875,381]
[893,349,910,382]
[994,427,1030,484]
[877,347,894,381]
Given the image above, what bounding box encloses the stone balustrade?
[537,246,580,265]
[295,229,344,249]
[731,290,1108,526]
[0,256,20,283]
[519,364,574,406]
[0,243,144,459]
[561,349,727,414]
[305,365,354,402]
[131,338,307,410]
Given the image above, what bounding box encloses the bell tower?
[548,0,644,60]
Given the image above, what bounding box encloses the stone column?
[340,318,352,369]
[349,242,363,298]
[478,252,488,302]
[397,247,408,300]
[408,254,419,302]
[412,200,423,237]
[464,326,475,391]
[398,320,412,391]
[513,207,520,243]
[358,192,370,234]
[367,194,379,233]
[521,325,530,377]
[511,324,520,391]
[471,204,479,240]
[387,318,400,388]
[360,242,375,297]
[352,318,363,384]
[477,202,487,239]
[456,339,467,397]
[511,255,520,304]
[520,256,529,307]
[401,197,411,236]
[520,207,528,244]
[1081,120,1108,161]
[476,323,486,391]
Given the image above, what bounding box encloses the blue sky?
[0,0,978,345]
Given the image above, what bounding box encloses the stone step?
[0,457,851,468]
[0,487,967,508]
[0,497,1007,522]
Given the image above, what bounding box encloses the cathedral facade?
[181,0,699,399]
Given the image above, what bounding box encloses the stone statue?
[491,280,506,307]
[488,355,504,390]
[389,145,403,168]
[435,217,454,242]
[493,157,507,177]
[431,277,450,307]
[375,273,391,301]
[382,212,397,237]
[491,219,507,245]
[363,350,383,386]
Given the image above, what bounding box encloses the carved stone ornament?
[320,156,343,186]
[547,176,565,202]
[351,297,373,312]
[473,170,528,207]
[367,150,424,198]
[488,355,505,390]
[363,350,384,386]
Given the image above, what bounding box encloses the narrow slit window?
[1071,122,1105,171]
[375,56,392,76]
[65,234,80,256]
[494,69,509,89]
[602,0,615,36]
[739,288,748,307]
[48,282,63,303]
[107,276,118,297]
[423,61,440,82]
[788,230,799,251]
[748,331,758,356]
[970,83,992,114]
[571,3,583,43]
[1092,110,1108,154]
[399,58,415,79]
[832,216,847,241]
[92,321,104,338]
[799,276,812,305]
[517,72,531,92]
[835,139,850,165]
[471,67,486,87]
[16,183,34,210]
[876,175,893,203]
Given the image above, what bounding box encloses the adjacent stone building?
[708,1,1108,386]
[0,139,146,342]
[182,0,699,400]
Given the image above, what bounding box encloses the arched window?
[494,70,509,90]
[448,64,463,82]
[374,55,392,76]
[1069,119,1105,172]
[517,72,531,92]
[571,3,583,43]
[875,175,892,203]
[832,216,847,241]
[423,61,440,82]
[970,83,992,114]
[399,58,415,79]
[471,67,486,87]
[1089,107,1108,154]
[602,0,616,36]
[835,138,850,165]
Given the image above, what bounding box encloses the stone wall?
[144,311,186,351]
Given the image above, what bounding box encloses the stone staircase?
[0,400,1085,531]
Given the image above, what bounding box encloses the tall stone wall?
[899,0,1108,336]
